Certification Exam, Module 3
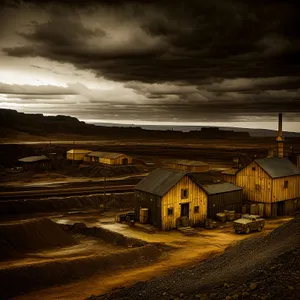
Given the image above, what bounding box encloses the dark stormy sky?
[0,0,300,131]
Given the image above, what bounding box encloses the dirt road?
[13,218,292,300]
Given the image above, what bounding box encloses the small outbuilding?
[189,172,243,219]
[83,151,132,165]
[17,155,50,171]
[66,149,92,161]
[134,168,243,230]
[171,159,209,172]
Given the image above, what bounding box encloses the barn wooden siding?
[100,155,132,165]
[134,190,162,228]
[84,154,132,165]
[235,161,272,203]
[272,175,300,202]
[251,199,300,217]
[66,152,91,161]
[207,190,243,218]
[161,175,207,230]
[172,164,209,172]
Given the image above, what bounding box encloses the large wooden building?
[83,151,132,165]
[171,160,209,172]
[135,169,242,230]
[222,157,300,217]
[66,149,92,161]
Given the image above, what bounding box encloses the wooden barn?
[134,169,243,230]
[83,151,132,165]
[171,160,209,172]
[66,149,92,161]
[17,155,50,171]
[223,157,300,217]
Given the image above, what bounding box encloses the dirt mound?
[60,223,146,248]
[0,244,166,299]
[93,216,300,300]
[0,218,77,260]
[0,193,134,215]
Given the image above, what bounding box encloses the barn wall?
[100,155,132,165]
[235,161,272,203]
[134,190,161,228]
[161,175,207,230]
[66,153,87,161]
[207,190,243,218]
[271,175,300,202]
[83,156,92,163]
[21,161,50,172]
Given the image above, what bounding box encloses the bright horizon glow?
[81,118,300,133]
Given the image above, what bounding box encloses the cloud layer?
[0,0,300,127]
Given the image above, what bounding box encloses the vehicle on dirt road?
[233,214,265,234]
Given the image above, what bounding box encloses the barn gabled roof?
[189,172,242,195]
[86,151,126,159]
[135,168,187,197]
[135,169,242,197]
[200,182,242,195]
[254,157,300,178]
[18,155,50,163]
[67,149,92,154]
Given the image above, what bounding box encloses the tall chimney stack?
[276,113,284,158]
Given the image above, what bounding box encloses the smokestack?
[278,113,282,136]
[276,113,284,158]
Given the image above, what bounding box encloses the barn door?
[181,203,189,218]
[277,201,285,216]
[122,158,128,165]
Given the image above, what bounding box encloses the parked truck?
[233,214,265,234]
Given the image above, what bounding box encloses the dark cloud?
[4,1,299,85]
[1,0,300,124]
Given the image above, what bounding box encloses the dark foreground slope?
[92,215,300,300]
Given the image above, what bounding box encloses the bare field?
[0,139,299,299]
[10,216,292,300]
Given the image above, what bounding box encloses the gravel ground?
[88,215,300,300]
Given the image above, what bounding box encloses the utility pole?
[103,164,108,212]
[72,140,75,165]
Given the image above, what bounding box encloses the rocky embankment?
[90,215,300,300]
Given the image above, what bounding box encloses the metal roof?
[135,168,187,197]
[221,168,239,175]
[174,160,209,166]
[254,157,300,178]
[67,149,92,154]
[86,151,126,159]
[18,155,50,163]
[200,182,242,195]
